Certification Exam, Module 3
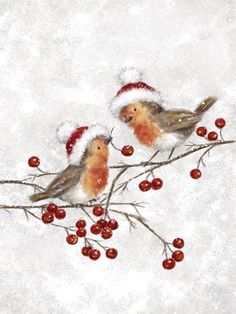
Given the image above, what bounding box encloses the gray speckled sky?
[0,1,236,313]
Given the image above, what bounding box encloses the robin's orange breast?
[134,122,161,147]
[81,167,109,197]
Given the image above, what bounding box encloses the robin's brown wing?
[155,109,201,133]
[46,164,86,198]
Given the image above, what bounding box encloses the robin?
[30,121,112,204]
[110,67,217,158]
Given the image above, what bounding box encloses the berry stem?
[220,129,224,141]
[166,243,174,253]
[162,244,168,259]
[79,205,96,223]
[110,140,121,152]
[64,227,70,236]
[85,238,108,251]
[25,171,58,181]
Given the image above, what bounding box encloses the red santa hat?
[110,67,163,117]
[56,120,110,166]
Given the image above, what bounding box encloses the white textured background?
[0,1,236,313]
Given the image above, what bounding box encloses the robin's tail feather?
[195,97,217,114]
[29,191,50,202]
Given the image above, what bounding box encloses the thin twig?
[0,180,44,191]
[110,209,169,248]
[104,167,128,215]
[79,205,96,223]
[23,209,75,231]
[85,238,108,250]
[196,146,214,168]
[23,172,58,181]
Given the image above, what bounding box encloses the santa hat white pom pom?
[56,120,79,143]
[119,67,143,84]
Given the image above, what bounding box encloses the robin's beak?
[124,116,133,123]
[104,136,112,145]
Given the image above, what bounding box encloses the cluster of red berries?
[66,232,118,260]
[41,203,66,224]
[121,145,134,156]
[90,208,119,240]
[81,246,118,260]
[190,118,226,180]
[28,156,40,168]
[196,117,225,141]
[139,178,163,192]
[162,238,185,270]
[66,206,119,261]
[75,219,87,237]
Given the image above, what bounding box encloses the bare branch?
[0,138,234,263]
[110,140,235,169]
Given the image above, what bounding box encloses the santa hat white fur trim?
[119,67,143,84]
[69,124,110,166]
[56,120,80,144]
[110,88,163,118]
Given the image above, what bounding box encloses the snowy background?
[0,1,236,313]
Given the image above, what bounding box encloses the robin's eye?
[134,108,137,111]
[97,146,101,150]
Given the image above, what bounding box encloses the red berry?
[121,145,134,156]
[46,203,58,214]
[172,250,184,262]
[107,219,119,230]
[75,219,86,228]
[92,206,104,217]
[106,248,118,259]
[173,238,184,249]
[66,234,78,245]
[41,212,54,224]
[96,219,107,228]
[215,118,226,129]
[89,249,101,260]
[90,224,102,235]
[139,180,151,192]
[101,227,113,239]
[151,178,163,190]
[76,228,87,237]
[55,209,66,219]
[81,246,93,256]
[208,131,218,141]
[28,156,40,167]
[196,126,207,137]
[162,258,176,270]
[190,168,201,179]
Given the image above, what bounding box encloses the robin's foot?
[143,150,159,166]
[84,198,98,206]
[92,193,107,204]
